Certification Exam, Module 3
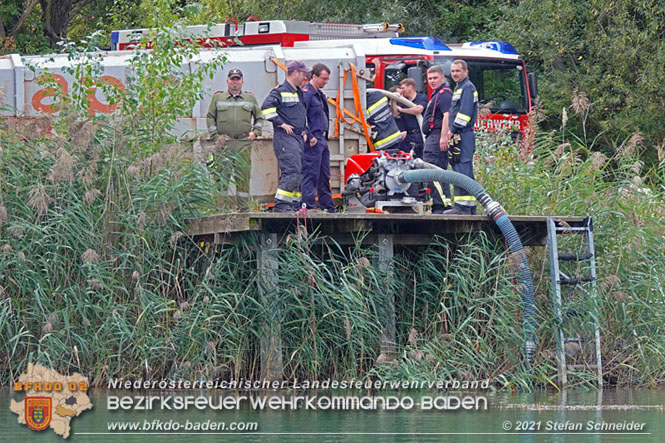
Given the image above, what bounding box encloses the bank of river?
[1,387,663,442]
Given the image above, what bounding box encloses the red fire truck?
[110,19,538,140]
[1,20,537,198]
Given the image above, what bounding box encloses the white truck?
[0,20,537,201]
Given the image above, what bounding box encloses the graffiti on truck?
[31,73,125,115]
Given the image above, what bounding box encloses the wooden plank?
[186,213,260,235]
[186,212,586,248]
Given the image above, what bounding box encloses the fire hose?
[397,163,537,365]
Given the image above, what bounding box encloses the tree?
[493,0,665,158]
[39,0,96,47]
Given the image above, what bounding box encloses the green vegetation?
[3,1,665,164]
[1,4,664,390]
[2,28,663,386]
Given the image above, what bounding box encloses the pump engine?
[343,151,427,213]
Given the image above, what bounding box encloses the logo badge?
[25,397,52,431]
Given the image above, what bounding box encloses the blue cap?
[287,60,309,73]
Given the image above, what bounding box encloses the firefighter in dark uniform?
[395,78,428,159]
[421,65,453,213]
[366,90,402,154]
[444,59,479,215]
[206,68,264,211]
[301,63,335,212]
[261,61,310,212]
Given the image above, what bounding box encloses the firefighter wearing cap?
[444,59,479,215]
[261,60,310,212]
[421,65,453,213]
[206,68,264,210]
[301,63,335,212]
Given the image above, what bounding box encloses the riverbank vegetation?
[2,42,663,388]
[1,5,664,389]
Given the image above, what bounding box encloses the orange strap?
[272,59,375,151]
[333,63,375,151]
[271,57,288,72]
[328,97,363,124]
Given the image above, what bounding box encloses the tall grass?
[2,34,664,389]
[2,116,664,388]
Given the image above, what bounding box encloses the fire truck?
[0,20,537,200]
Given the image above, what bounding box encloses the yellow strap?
[454,195,477,201]
[366,96,388,115]
[276,189,297,198]
[374,130,401,147]
[262,107,277,116]
[457,113,471,122]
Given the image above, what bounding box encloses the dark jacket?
[302,83,329,140]
[449,77,478,134]
[261,81,308,134]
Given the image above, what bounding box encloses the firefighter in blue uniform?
[261,61,310,212]
[421,65,453,213]
[301,63,335,212]
[444,59,479,215]
[395,78,428,159]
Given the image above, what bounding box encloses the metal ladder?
[546,217,603,388]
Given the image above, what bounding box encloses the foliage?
[493,0,665,164]
[3,111,664,388]
[475,127,665,387]
[120,27,225,148]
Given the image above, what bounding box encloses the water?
[1,388,663,442]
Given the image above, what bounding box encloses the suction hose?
[398,163,537,364]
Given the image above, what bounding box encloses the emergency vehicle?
[0,19,537,200]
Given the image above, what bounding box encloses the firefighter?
[444,59,479,215]
[395,78,428,159]
[366,90,402,154]
[206,68,264,211]
[421,65,453,213]
[261,61,310,212]
[301,63,335,213]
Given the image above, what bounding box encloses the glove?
[448,145,461,164]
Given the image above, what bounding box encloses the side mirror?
[407,66,426,93]
[528,71,538,99]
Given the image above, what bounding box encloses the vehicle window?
[366,63,376,89]
[474,65,526,113]
[434,57,527,114]
[384,62,407,91]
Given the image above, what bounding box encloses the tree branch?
[68,0,95,24]
[11,0,40,37]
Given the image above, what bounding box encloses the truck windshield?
[434,57,528,114]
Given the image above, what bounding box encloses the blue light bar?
[111,31,119,45]
[390,37,451,51]
[466,41,518,55]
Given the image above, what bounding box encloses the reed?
[1,33,664,390]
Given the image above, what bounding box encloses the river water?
[1,387,663,442]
